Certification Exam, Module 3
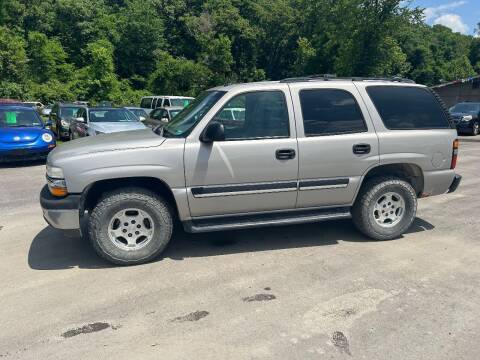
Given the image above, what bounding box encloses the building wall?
[432,78,480,107]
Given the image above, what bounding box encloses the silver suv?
[40,76,462,265]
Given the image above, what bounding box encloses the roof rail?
[280,74,415,84]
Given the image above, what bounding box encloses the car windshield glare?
[171,98,192,107]
[89,109,138,123]
[163,91,226,136]
[0,108,43,128]
[451,103,480,113]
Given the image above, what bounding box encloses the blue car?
[0,105,56,162]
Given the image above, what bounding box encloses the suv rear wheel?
[352,176,417,240]
[87,188,173,265]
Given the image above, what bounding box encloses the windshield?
[163,91,226,137]
[171,98,193,107]
[0,108,43,128]
[60,107,82,119]
[451,103,480,113]
[128,109,147,118]
[89,108,138,123]
[170,110,181,118]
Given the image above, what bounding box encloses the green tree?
[148,51,212,96]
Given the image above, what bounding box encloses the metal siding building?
[431,76,480,107]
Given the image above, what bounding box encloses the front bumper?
[40,185,81,230]
[447,174,462,194]
[0,147,54,162]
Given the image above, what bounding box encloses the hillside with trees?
[0,0,479,104]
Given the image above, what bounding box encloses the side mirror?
[201,121,225,143]
[161,117,169,124]
[139,116,146,122]
[75,117,85,123]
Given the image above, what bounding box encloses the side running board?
[184,207,351,233]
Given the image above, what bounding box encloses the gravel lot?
[0,137,479,360]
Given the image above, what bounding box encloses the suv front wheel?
[352,177,417,240]
[87,188,173,265]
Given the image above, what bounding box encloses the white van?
[140,96,194,114]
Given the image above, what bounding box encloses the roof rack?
[280,74,415,84]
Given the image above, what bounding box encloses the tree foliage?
[0,0,478,104]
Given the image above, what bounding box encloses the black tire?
[352,176,417,240]
[472,121,479,136]
[69,130,73,141]
[88,188,173,265]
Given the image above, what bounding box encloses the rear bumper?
[40,185,81,230]
[447,174,462,194]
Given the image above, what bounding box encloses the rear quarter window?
[367,86,451,130]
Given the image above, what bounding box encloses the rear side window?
[367,86,451,130]
[140,98,152,109]
[299,89,367,136]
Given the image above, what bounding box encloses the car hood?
[90,122,146,133]
[48,129,166,161]
[0,127,46,144]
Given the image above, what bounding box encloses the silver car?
[41,76,461,265]
[69,107,147,139]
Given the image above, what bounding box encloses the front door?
[184,87,299,217]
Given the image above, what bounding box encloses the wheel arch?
[359,163,425,197]
[81,177,181,219]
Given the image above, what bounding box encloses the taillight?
[451,139,459,169]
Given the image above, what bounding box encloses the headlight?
[462,115,473,121]
[61,119,68,127]
[46,165,64,179]
[42,133,53,143]
[46,166,68,197]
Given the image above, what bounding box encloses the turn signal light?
[49,186,68,197]
[451,139,459,169]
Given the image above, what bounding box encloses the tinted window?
[300,89,367,136]
[367,86,451,129]
[140,98,152,109]
[213,91,289,140]
[163,99,171,107]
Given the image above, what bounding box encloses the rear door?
[184,85,299,217]
[289,82,379,208]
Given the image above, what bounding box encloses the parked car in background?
[0,104,55,162]
[69,107,146,139]
[143,106,183,128]
[140,96,194,114]
[0,99,22,104]
[41,76,461,265]
[49,103,86,141]
[449,102,480,136]
[125,107,148,121]
[97,101,114,108]
[22,101,44,113]
[41,105,53,117]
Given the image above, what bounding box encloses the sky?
[408,0,479,35]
